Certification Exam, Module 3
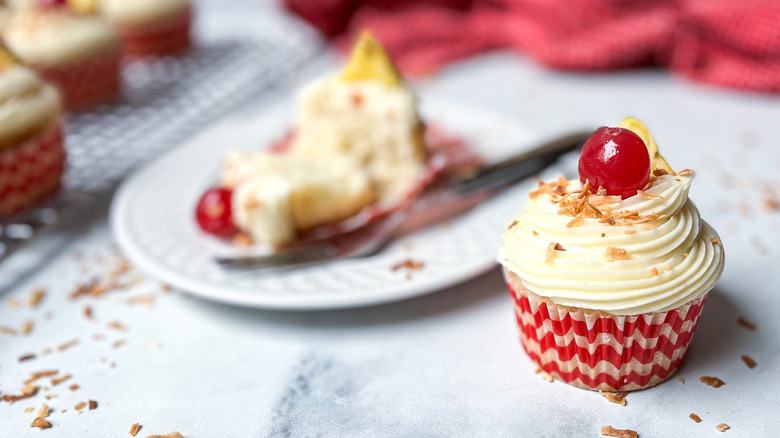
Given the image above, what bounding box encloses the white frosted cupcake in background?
[498,118,725,391]
[100,0,192,57]
[195,33,428,247]
[2,1,121,109]
[0,45,65,217]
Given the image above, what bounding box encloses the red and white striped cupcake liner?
[0,123,65,217]
[33,49,121,110]
[118,8,192,57]
[506,271,708,391]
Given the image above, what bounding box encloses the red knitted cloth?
[285,0,780,92]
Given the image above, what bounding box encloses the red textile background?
[284,0,780,92]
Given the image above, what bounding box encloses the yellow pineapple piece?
[618,117,675,175]
[340,31,401,87]
[67,0,99,15]
[0,42,19,70]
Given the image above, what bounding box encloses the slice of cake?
[199,33,427,246]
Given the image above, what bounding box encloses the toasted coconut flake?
[678,377,685,384]
[130,423,142,436]
[0,325,17,335]
[19,353,36,362]
[51,374,71,386]
[716,423,729,432]
[30,416,51,429]
[566,215,584,228]
[21,320,33,335]
[553,243,565,251]
[700,376,725,388]
[625,229,636,235]
[711,237,720,244]
[74,402,87,411]
[664,265,672,272]
[534,366,554,382]
[606,247,627,262]
[391,259,425,271]
[637,190,662,200]
[599,391,627,406]
[689,413,702,423]
[28,288,46,308]
[2,385,39,402]
[37,404,50,418]
[650,268,659,277]
[112,339,126,349]
[737,317,757,331]
[531,230,539,237]
[765,198,779,211]
[24,370,57,385]
[58,339,79,352]
[601,233,606,238]
[24,407,34,413]
[507,220,517,230]
[83,305,94,320]
[69,383,79,391]
[741,355,757,369]
[600,426,638,438]
[677,169,694,176]
[44,394,58,400]
[653,169,668,177]
[146,433,184,438]
[88,400,97,410]
[107,321,127,332]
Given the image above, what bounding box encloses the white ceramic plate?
[110,97,566,310]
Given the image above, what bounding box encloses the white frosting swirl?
[100,0,190,26]
[498,174,724,315]
[3,7,119,66]
[0,66,61,148]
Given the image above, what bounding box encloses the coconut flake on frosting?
[499,173,724,315]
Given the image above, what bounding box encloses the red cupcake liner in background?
[0,123,65,217]
[505,271,708,391]
[34,49,121,110]
[118,8,192,57]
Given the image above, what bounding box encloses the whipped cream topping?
[290,76,426,203]
[499,174,724,315]
[3,7,119,66]
[100,0,190,25]
[0,66,61,149]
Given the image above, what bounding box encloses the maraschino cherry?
[578,127,650,199]
[195,187,237,237]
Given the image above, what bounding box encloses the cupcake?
[2,1,121,109]
[0,45,65,217]
[196,33,427,246]
[498,118,725,391]
[100,0,193,57]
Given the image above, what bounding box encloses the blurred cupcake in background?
[0,42,65,217]
[2,0,121,109]
[100,0,192,57]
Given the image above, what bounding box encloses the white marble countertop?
[1,1,778,437]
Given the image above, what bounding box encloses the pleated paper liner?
[33,48,121,110]
[118,7,193,57]
[505,270,708,391]
[0,123,65,217]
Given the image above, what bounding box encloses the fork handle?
[452,130,593,195]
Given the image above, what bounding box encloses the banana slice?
[619,117,675,175]
[67,0,99,15]
[0,42,19,70]
[340,31,401,87]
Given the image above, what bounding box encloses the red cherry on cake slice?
[578,127,651,199]
[195,187,237,237]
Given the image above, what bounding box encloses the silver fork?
[215,130,591,270]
